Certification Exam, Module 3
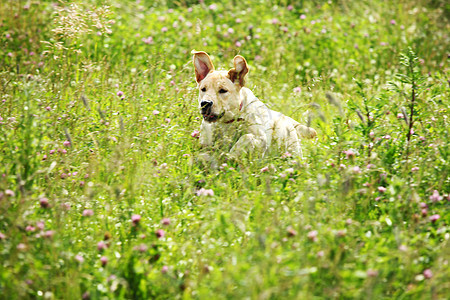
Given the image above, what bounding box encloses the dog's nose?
[200,100,213,113]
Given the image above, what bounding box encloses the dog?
[192,50,317,159]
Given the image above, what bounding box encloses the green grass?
[0,0,449,298]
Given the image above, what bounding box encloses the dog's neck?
[224,102,244,124]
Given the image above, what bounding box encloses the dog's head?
[192,51,249,123]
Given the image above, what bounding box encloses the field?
[0,0,449,298]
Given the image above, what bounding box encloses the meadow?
[0,0,449,298]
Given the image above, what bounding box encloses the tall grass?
[0,0,448,298]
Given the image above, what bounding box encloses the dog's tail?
[293,121,317,139]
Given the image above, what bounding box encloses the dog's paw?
[306,127,317,139]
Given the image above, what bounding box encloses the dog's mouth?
[202,111,225,123]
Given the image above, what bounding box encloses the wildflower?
[135,244,148,252]
[281,152,292,159]
[293,87,301,93]
[49,150,56,154]
[429,214,440,223]
[63,140,71,147]
[366,164,375,169]
[287,5,293,11]
[317,250,324,258]
[346,219,353,225]
[97,241,107,251]
[5,189,15,197]
[367,269,378,277]
[26,225,35,232]
[44,230,55,238]
[421,209,428,217]
[383,135,391,140]
[398,245,408,252]
[131,214,142,225]
[235,41,242,47]
[36,221,45,230]
[343,149,355,159]
[260,166,269,172]
[155,229,165,238]
[397,113,404,119]
[429,190,443,202]
[287,227,297,237]
[390,19,396,25]
[352,166,361,173]
[300,14,306,20]
[423,269,432,279]
[100,256,108,266]
[307,230,318,242]
[161,218,171,226]
[17,243,27,251]
[209,4,217,10]
[191,130,200,138]
[39,197,49,208]
[411,167,419,172]
[0,232,6,240]
[161,266,169,274]
[336,229,346,237]
[142,37,154,44]
[271,18,279,24]
[369,131,375,138]
[161,27,168,32]
[82,209,94,217]
[196,188,214,196]
[117,91,124,97]
[378,186,387,193]
[75,255,84,263]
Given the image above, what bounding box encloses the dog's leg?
[229,134,266,158]
[294,123,317,139]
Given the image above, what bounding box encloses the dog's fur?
[192,50,316,158]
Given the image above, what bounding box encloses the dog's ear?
[192,50,215,83]
[228,55,249,87]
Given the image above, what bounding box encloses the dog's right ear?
[192,50,215,83]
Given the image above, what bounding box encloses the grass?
[0,0,449,298]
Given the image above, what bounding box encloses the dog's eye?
[219,89,228,94]
[201,87,206,92]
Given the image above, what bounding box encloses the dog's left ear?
[228,55,249,87]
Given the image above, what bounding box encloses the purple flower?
[63,140,71,147]
[161,218,171,226]
[423,269,432,279]
[161,265,169,274]
[44,230,55,238]
[287,227,297,237]
[135,244,148,252]
[307,230,318,242]
[293,87,301,93]
[429,190,443,202]
[142,37,154,44]
[75,254,84,263]
[97,241,107,251]
[260,166,269,172]
[287,5,293,11]
[235,41,242,47]
[390,19,396,25]
[155,229,165,238]
[196,188,214,196]
[378,186,387,193]
[208,4,217,10]
[26,225,35,232]
[300,14,306,20]
[343,149,355,159]
[161,27,168,32]
[39,197,49,208]
[367,269,378,277]
[117,91,124,97]
[82,209,94,217]
[271,18,279,24]
[191,130,200,138]
[100,256,108,266]
[0,232,6,240]
[411,167,419,172]
[429,214,440,223]
[131,214,141,225]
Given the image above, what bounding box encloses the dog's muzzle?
[200,100,224,122]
